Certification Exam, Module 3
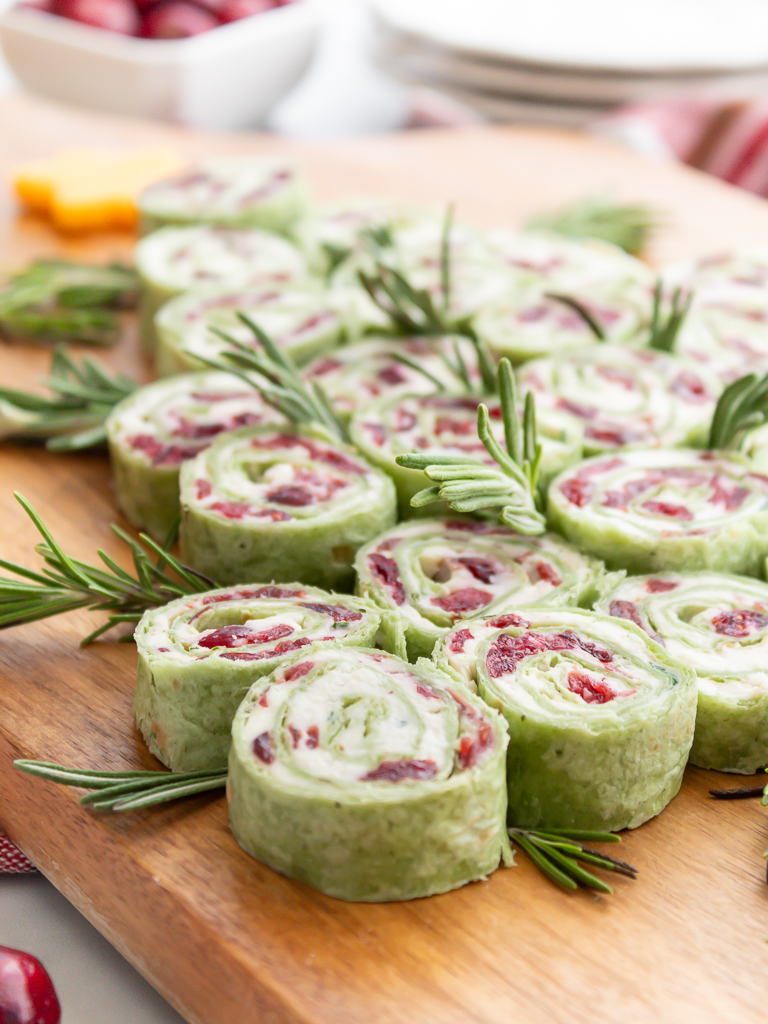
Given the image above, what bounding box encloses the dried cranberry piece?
[711,609,768,637]
[362,759,437,782]
[646,578,678,593]
[368,553,405,605]
[252,733,275,763]
[431,587,493,615]
[567,669,616,704]
[456,556,497,584]
[301,602,362,622]
[449,627,474,653]
[608,600,643,628]
[198,624,294,649]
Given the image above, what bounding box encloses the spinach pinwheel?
[350,391,581,516]
[433,606,696,831]
[518,343,721,455]
[178,425,397,589]
[105,370,284,540]
[355,517,608,660]
[134,584,380,771]
[597,571,768,773]
[227,646,510,900]
[138,156,309,235]
[548,448,768,576]
[154,283,352,378]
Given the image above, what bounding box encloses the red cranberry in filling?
[608,600,643,628]
[646,578,678,593]
[431,587,493,615]
[368,553,406,605]
[252,732,275,763]
[362,759,437,782]
[711,609,768,637]
[449,627,474,653]
[567,669,616,704]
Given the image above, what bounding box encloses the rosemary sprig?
[356,206,476,338]
[647,280,693,352]
[525,195,658,256]
[199,314,350,443]
[0,258,138,346]
[544,292,606,341]
[15,760,227,812]
[395,359,547,535]
[0,493,216,643]
[707,371,768,450]
[509,827,637,894]
[0,345,137,450]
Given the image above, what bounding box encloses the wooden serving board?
[1,93,768,1024]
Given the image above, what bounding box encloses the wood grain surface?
[1,93,767,1024]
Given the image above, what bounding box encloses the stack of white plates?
[367,0,768,129]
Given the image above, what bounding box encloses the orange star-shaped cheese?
[12,147,184,232]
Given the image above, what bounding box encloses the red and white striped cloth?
[595,98,768,197]
[0,831,36,873]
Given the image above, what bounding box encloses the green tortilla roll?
[433,606,696,830]
[355,517,609,660]
[227,646,510,901]
[138,157,309,236]
[672,284,768,382]
[518,343,722,455]
[350,391,582,517]
[154,283,353,378]
[134,584,380,772]
[597,571,768,773]
[293,198,436,274]
[473,282,649,364]
[661,246,768,291]
[548,448,768,576]
[302,335,482,422]
[331,217,515,326]
[179,425,397,589]
[485,230,655,292]
[135,225,309,350]
[105,370,284,541]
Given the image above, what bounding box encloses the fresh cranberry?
[140,0,219,36]
[55,0,139,32]
[0,946,61,1024]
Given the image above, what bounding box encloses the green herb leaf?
[0,345,137,449]
[707,371,768,451]
[194,315,350,443]
[525,195,658,255]
[395,359,546,535]
[0,494,216,642]
[509,826,637,893]
[14,759,227,812]
[0,259,138,346]
[647,280,693,352]
[544,293,606,341]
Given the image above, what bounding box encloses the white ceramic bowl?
[0,0,327,129]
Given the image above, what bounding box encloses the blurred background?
[4,0,768,193]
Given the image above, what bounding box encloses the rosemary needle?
[525,195,658,256]
[0,493,216,642]
[15,760,227,813]
[0,258,138,346]
[509,827,637,894]
[396,359,546,535]
[707,371,768,450]
[0,345,137,450]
